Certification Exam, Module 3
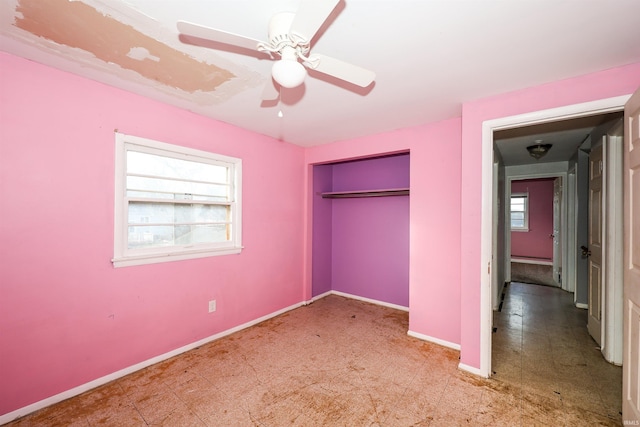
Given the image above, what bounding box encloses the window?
[510,193,528,231]
[113,133,242,267]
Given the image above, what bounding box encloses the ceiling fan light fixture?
[177,0,376,98]
[526,142,553,160]
[272,59,307,88]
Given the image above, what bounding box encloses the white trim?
[329,290,409,312]
[480,113,495,378]
[492,161,501,311]
[480,95,630,379]
[603,121,624,365]
[566,169,577,294]
[407,330,461,350]
[112,246,242,268]
[576,302,589,309]
[506,170,569,290]
[112,132,243,268]
[1,290,413,424]
[0,300,304,425]
[509,192,529,231]
[307,290,332,304]
[459,362,487,378]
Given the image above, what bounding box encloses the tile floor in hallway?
[4,286,622,426]
[491,281,622,426]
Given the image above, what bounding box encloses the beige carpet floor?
[5,286,622,426]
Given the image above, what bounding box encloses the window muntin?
[510,193,528,231]
[113,133,242,267]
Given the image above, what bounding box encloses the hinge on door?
[488,262,491,275]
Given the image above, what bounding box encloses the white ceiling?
[1,0,640,154]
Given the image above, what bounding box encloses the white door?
[552,177,562,287]
[588,144,603,347]
[623,87,640,424]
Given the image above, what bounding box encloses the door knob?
[580,245,591,257]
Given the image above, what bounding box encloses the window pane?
[511,210,525,228]
[127,151,228,183]
[127,224,230,249]
[128,202,229,225]
[127,176,229,201]
[510,194,527,229]
[511,218,525,228]
[511,198,525,211]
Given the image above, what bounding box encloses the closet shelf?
[320,188,410,199]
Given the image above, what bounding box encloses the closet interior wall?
[312,153,410,308]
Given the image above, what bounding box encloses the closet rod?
[321,188,409,199]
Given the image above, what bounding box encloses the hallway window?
[510,193,529,231]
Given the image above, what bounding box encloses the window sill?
[511,228,530,232]
[112,246,242,268]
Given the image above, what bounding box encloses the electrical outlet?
[208,300,216,313]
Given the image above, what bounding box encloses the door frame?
[600,120,624,365]
[504,173,568,289]
[480,95,630,378]
[588,144,605,347]
[567,167,577,295]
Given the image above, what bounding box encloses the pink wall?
[3,49,640,417]
[460,63,640,370]
[0,53,305,415]
[511,178,554,260]
[305,119,463,346]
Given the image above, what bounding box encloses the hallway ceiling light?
[526,141,552,160]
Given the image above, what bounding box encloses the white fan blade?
[309,54,375,87]
[261,80,280,102]
[289,0,340,42]
[177,21,264,52]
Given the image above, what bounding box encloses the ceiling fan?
[176,0,375,100]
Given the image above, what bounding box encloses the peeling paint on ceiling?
[14,0,234,93]
[2,0,639,147]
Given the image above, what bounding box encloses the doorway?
[508,177,558,288]
[477,95,629,377]
[493,112,624,348]
[481,97,626,414]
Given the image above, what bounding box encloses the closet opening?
[311,152,410,311]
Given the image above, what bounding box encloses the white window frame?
[510,192,529,232]
[112,133,242,268]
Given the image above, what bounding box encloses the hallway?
[492,281,622,424]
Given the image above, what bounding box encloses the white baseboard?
[329,290,409,312]
[575,302,588,309]
[3,291,410,424]
[405,332,485,377]
[0,300,305,425]
[306,290,332,304]
[407,330,461,350]
[459,362,488,378]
